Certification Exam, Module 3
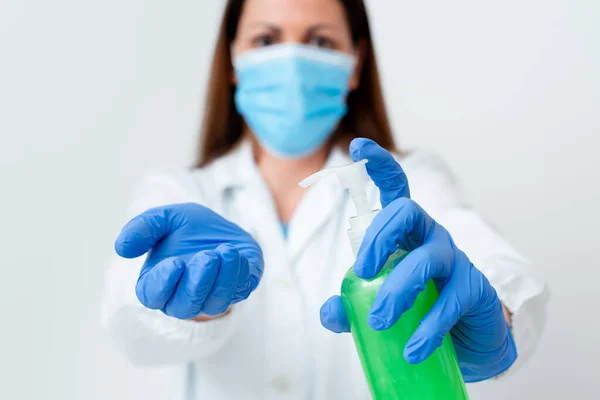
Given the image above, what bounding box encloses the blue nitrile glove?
[115,203,264,320]
[320,138,517,382]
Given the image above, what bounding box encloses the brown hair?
[196,0,396,167]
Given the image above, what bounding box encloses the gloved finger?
[243,246,264,294]
[320,295,350,333]
[355,197,434,279]
[135,257,185,310]
[163,250,220,319]
[202,244,242,316]
[403,276,465,364]
[349,138,410,207]
[115,206,174,258]
[232,251,251,303]
[367,237,453,331]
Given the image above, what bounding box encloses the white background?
[1,0,598,399]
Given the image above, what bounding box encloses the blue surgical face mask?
[233,43,357,158]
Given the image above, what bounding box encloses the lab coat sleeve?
[101,172,245,367]
[405,151,548,378]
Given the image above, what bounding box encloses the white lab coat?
[102,140,547,400]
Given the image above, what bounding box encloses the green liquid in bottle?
[341,250,469,400]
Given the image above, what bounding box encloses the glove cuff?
[459,322,518,383]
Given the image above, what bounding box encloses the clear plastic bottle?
[300,159,469,400]
[342,249,468,399]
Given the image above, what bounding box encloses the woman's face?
[232,0,364,90]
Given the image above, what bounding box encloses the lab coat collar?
[205,139,351,263]
[287,147,350,263]
[207,139,351,194]
[205,140,257,192]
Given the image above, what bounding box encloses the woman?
[102,0,547,398]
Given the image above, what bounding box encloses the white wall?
[1,0,598,399]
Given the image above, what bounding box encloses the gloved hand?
[321,138,517,382]
[115,202,264,320]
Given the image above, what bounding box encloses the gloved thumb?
[349,138,410,207]
[115,206,174,258]
[320,295,350,333]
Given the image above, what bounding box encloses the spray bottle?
[300,160,469,400]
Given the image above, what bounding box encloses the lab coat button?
[271,374,292,393]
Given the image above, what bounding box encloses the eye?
[252,34,275,47]
[309,35,335,49]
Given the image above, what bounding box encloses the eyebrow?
[246,22,280,32]
[307,23,340,33]
[246,22,341,34]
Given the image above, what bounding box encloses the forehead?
[238,0,348,27]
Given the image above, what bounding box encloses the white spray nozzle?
[299,159,369,189]
[299,159,379,257]
[299,159,371,215]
